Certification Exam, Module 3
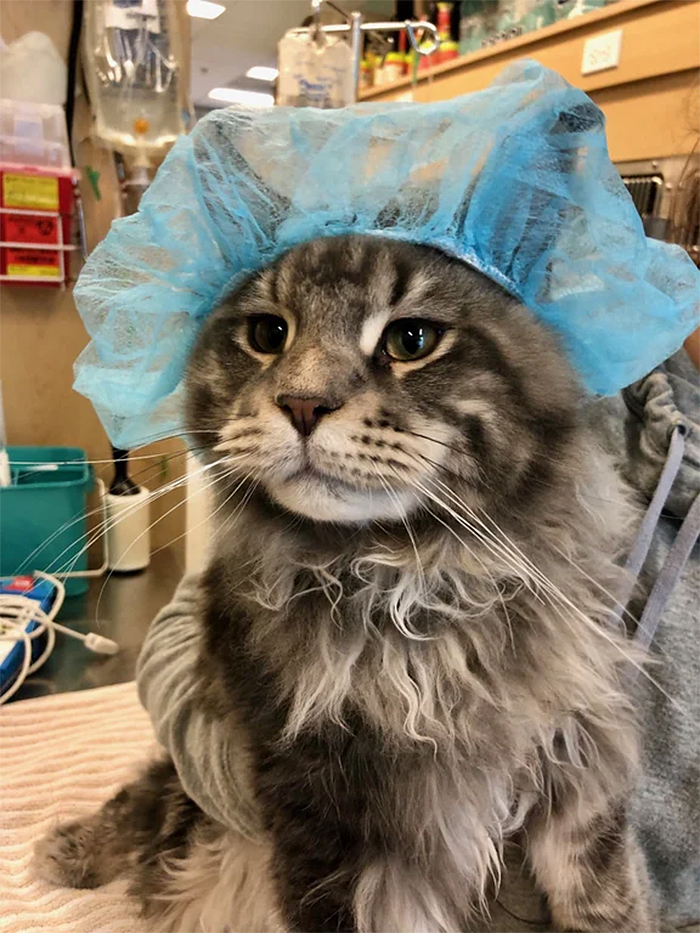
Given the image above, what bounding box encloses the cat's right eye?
[248,315,288,354]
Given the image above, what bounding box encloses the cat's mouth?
[288,464,358,494]
[263,458,418,523]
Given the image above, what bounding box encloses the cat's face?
[186,236,578,524]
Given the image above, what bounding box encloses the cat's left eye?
[382,319,442,362]
[248,315,288,354]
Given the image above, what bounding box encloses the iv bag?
[277,31,355,108]
[0,31,67,105]
[83,0,192,156]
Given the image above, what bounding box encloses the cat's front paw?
[33,818,110,889]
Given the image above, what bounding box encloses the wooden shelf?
[358,0,699,163]
[360,0,696,100]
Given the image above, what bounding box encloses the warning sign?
[5,213,58,244]
[6,248,61,277]
[2,173,59,211]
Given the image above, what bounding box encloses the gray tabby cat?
[35,236,658,932]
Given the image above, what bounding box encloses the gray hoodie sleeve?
[591,350,700,927]
[136,573,262,839]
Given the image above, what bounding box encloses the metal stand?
[287,9,440,102]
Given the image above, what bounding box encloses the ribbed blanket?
[0,682,156,933]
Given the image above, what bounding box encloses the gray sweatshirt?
[137,352,699,929]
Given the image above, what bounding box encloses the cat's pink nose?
[276,396,338,437]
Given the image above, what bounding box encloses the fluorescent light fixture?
[208,87,274,107]
[186,0,225,20]
[246,66,279,82]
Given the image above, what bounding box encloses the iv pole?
[287,2,441,102]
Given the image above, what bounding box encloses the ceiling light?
[245,66,279,82]
[208,87,274,107]
[186,0,225,20]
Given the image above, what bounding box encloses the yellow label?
[3,174,59,211]
[7,263,61,277]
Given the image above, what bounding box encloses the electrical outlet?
[581,29,623,76]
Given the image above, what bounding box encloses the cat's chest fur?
[199,559,588,926]
[199,540,636,929]
[204,608,517,928]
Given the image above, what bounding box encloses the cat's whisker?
[417,497,517,652]
[148,470,258,565]
[384,450,643,677]
[213,475,260,543]
[395,428,468,458]
[9,440,213,470]
[417,483,649,694]
[90,459,250,620]
[404,444,496,500]
[411,467,563,602]
[94,475,224,622]
[412,477,541,596]
[377,462,518,646]
[380,453,513,616]
[45,457,232,582]
[425,477,547,584]
[414,476,678,705]
[373,470,427,613]
[502,521,642,632]
[405,459,558,602]
[17,494,124,577]
[437,478,629,622]
[115,429,222,451]
[14,444,218,575]
[44,470,195,579]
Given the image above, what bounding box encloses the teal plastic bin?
[0,447,93,596]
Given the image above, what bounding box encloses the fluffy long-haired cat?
[36,236,657,932]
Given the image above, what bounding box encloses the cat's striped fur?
[35,237,658,931]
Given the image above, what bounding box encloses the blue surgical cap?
[74,60,699,450]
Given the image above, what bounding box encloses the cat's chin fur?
[265,471,421,523]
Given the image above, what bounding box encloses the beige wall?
[1,0,192,563]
